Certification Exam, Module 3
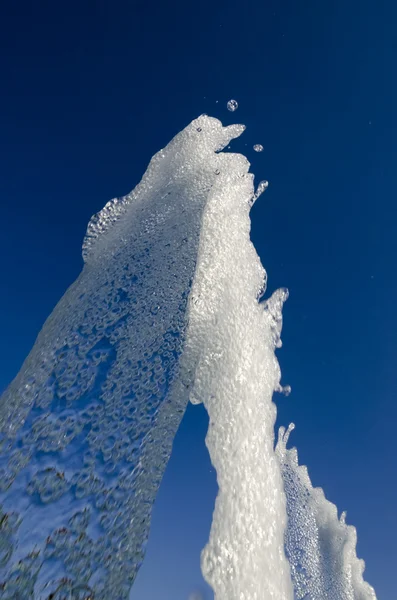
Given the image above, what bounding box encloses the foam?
[0,116,247,599]
[184,140,293,599]
[0,112,376,600]
[276,424,377,600]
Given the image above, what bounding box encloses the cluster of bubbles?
[0,226,191,597]
[253,144,264,152]
[276,425,377,600]
[0,116,248,599]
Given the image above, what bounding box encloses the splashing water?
[227,99,238,112]
[276,425,376,600]
[251,179,269,205]
[0,116,247,599]
[0,114,375,600]
[253,144,264,152]
[185,134,293,600]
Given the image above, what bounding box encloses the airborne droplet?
[251,180,269,204]
[227,99,238,112]
[253,144,264,152]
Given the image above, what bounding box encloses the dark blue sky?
[1,0,396,598]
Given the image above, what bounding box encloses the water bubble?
[227,99,238,112]
[253,144,264,152]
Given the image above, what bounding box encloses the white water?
[276,424,376,600]
[0,114,375,600]
[184,139,293,598]
[0,115,246,599]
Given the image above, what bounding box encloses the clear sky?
[1,0,396,598]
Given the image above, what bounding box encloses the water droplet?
[258,179,268,192]
[251,180,269,204]
[275,384,291,397]
[227,99,238,112]
[253,144,264,152]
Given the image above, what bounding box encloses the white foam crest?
[276,425,377,600]
[184,144,293,599]
[82,118,245,263]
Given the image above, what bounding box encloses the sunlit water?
[0,115,375,600]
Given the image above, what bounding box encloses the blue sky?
[1,0,396,598]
